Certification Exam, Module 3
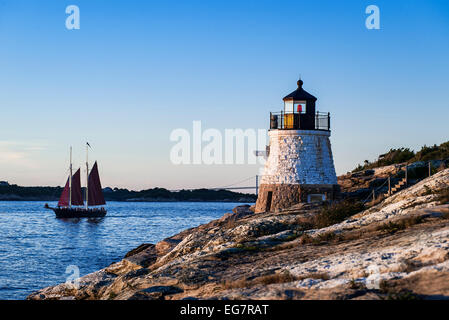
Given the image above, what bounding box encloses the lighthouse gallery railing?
[269,111,330,131]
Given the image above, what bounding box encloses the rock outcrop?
[28,168,449,300]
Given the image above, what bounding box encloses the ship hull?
[49,207,107,218]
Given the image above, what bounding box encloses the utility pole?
[429,161,432,177]
[255,175,259,196]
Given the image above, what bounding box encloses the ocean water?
[0,201,249,300]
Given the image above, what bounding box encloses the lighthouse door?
[265,191,273,212]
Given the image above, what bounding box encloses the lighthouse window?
[284,100,294,113]
[294,101,307,114]
[308,194,326,203]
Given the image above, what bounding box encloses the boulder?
[218,205,254,223]
[232,204,252,214]
[123,244,158,268]
[124,243,153,258]
[155,238,182,256]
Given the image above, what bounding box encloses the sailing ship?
[45,144,107,218]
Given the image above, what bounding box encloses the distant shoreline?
[0,198,255,203]
[0,184,257,203]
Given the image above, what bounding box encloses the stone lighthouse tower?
[255,79,339,213]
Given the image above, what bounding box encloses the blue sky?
[0,0,448,190]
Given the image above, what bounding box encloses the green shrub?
[414,142,449,162]
[407,166,430,180]
[313,200,365,229]
[376,216,425,234]
[352,141,449,172]
[353,148,415,172]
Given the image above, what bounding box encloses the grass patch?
[423,185,433,196]
[436,187,449,204]
[279,232,302,242]
[348,279,367,290]
[313,200,365,229]
[376,216,426,234]
[316,232,337,243]
[299,231,338,245]
[379,280,421,300]
[108,292,118,300]
[293,216,315,231]
[296,272,330,281]
[292,201,365,234]
[223,271,297,289]
[298,234,313,244]
[234,243,260,252]
[222,271,329,290]
[255,272,298,286]
[376,221,406,234]
[385,290,421,300]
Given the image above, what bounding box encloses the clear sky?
[0,0,448,190]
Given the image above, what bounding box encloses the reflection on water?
[0,201,248,300]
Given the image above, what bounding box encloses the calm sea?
[0,201,249,300]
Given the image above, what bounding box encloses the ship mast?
[69,146,72,208]
[85,143,89,209]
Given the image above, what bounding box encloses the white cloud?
[0,140,47,168]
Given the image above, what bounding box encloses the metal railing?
[270,111,330,131]
[315,112,331,131]
[362,158,449,204]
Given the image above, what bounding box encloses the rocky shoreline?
[28,168,449,300]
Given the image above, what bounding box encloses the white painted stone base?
[260,130,338,186]
[255,129,339,212]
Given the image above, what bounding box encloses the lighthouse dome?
[283,79,317,101]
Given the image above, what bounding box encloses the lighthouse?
[255,79,339,213]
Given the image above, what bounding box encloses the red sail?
[88,162,106,206]
[58,178,70,207]
[71,169,84,205]
[58,169,83,206]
